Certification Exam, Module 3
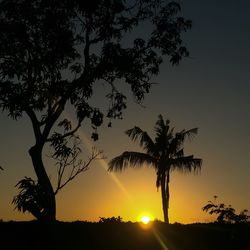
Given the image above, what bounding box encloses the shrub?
[202,196,249,224]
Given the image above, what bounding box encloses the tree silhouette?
[202,196,250,224]
[108,115,202,223]
[0,0,191,221]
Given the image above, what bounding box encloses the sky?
[0,0,250,224]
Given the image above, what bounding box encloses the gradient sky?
[1,0,250,223]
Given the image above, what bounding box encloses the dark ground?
[0,221,249,250]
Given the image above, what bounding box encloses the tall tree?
[0,0,191,221]
[108,115,202,223]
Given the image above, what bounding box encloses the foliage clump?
[202,196,249,224]
[99,216,123,223]
[12,177,47,220]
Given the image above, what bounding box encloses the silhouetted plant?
[12,177,47,220]
[109,115,202,224]
[99,216,123,223]
[0,0,191,221]
[202,196,250,224]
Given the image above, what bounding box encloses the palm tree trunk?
[165,170,170,221]
[160,172,169,224]
[29,144,56,221]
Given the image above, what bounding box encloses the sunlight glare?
[141,215,150,224]
[138,213,153,225]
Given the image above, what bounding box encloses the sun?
[141,215,150,224]
[138,213,153,230]
[137,212,154,226]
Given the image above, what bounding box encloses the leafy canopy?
[0,0,191,140]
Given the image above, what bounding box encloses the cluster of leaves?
[99,216,123,223]
[202,196,249,224]
[12,177,47,220]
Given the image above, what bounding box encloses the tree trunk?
[29,144,56,221]
[165,170,170,222]
[160,172,169,224]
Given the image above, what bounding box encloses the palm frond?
[171,155,202,173]
[169,128,199,154]
[154,115,174,154]
[156,173,161,189]
[125,127,155,154]
[154,114,170,138]
[168,136,180,155]
[177,128,199,142]
[175,149,184,158]
[108,151,157,172]
[155,114,165,131]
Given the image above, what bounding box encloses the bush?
[99,216,123,223]
[202,196,249,224]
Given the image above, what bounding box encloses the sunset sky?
[1,0,250,224]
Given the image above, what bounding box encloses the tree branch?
[46,121,81,142]
[42,99,66,141]
[25,107,42,142]
[54,147,103,195]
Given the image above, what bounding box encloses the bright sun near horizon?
[140,215,151,224]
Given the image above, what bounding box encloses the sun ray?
[63,111,132,200]
[74,126,132,200]
[152,227,170,250]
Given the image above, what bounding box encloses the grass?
[1,220,249,250]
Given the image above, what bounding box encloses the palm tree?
[108,115,202,224]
